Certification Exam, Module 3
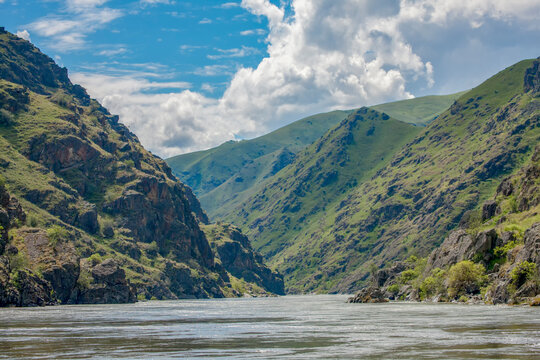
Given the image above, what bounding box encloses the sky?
[0,0,539,158]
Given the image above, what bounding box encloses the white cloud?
[140,0,173,4]
[207,46,260,59]
[27,1,122,51]
[98,48,127,57]
[193,65,232,76]
[75,0,540,157]
[199,18,212,24]
[240,28,265,36]
[15,30,31,42]
[201,83,215,93]
[220,2,240,8]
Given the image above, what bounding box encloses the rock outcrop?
[76,259,136,304]
[203,223,285,296]
[347,287,388,303]
[0,29,282,305]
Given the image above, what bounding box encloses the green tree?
[447,260,487,298]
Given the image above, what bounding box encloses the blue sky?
[0,0,539,157]
[1,0,273,97]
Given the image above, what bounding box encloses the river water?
[0,295,539,359]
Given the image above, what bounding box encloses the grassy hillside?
[167,94,461,218]
[0,29,282,305]
[223,108,421,278]
[224,58,540,293]
[371,91,467,125]
[167,110,351,196]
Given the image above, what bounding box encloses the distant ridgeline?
[169,56,540,302]
[0,29,283,307]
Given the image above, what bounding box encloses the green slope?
[166,110,351,196]
[167,94,462,218]
[224,58,540,293]
[0,29,282,304]
[371,92,467,125]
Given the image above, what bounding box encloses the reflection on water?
[0,295,539,359]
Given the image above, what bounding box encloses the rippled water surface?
[1,295,539,359]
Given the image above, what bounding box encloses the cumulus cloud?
[15,30,31,42]
[75,0,540,157]
[27,0,122,51]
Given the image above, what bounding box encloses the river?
[0,295,539,359]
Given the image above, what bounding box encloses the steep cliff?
[0,29,282,305]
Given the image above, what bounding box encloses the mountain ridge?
[0,29,283,306]
[221,58,539,293]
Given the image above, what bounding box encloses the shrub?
[447,260,487,298]
[510,261,537,288]
[77,269,92,289]
[420,268,446,299]
[0,174,6,188]
[46,225,68,247]
[493,240,518,259]
[26,213,39,227]
[387,284,400,295]
[504,224,525,241]
[9,252,28,272]
[50,92,73,108]
[88,253,103,266]
[399,269,419,284]
[465,210,482,236]
[0,108,14,125]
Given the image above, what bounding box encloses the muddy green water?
[0,295,539,359]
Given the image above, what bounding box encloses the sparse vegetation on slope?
[224,58,540,294]
[0,29,282,306]
[166,93,461,219]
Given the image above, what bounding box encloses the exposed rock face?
[22,228,80,304]
[76,259,136,304]
[524,57,540,95]
[427,229,499,270]
[373,262,408,287]
[1,29,280,305]
[347,287,388,303]
[482,200,498,221]
[203,223,285,295]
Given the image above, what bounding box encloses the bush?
[46,225,68,247]
[9,252,28,272]
[0,108,14,125]
[493,240,518,259]
[88,253,103,266]
[399,269,419,284]
[50,92,73,108]
[447,260,487,298]
[510,261,537,288]
[77,269,92,289]
[420,268,446,299]
[26,213,39,227]
[0,174,6,188]
[504,224,525,241]
[387,284,400,295]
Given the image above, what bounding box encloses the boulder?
[347,286,389,303]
